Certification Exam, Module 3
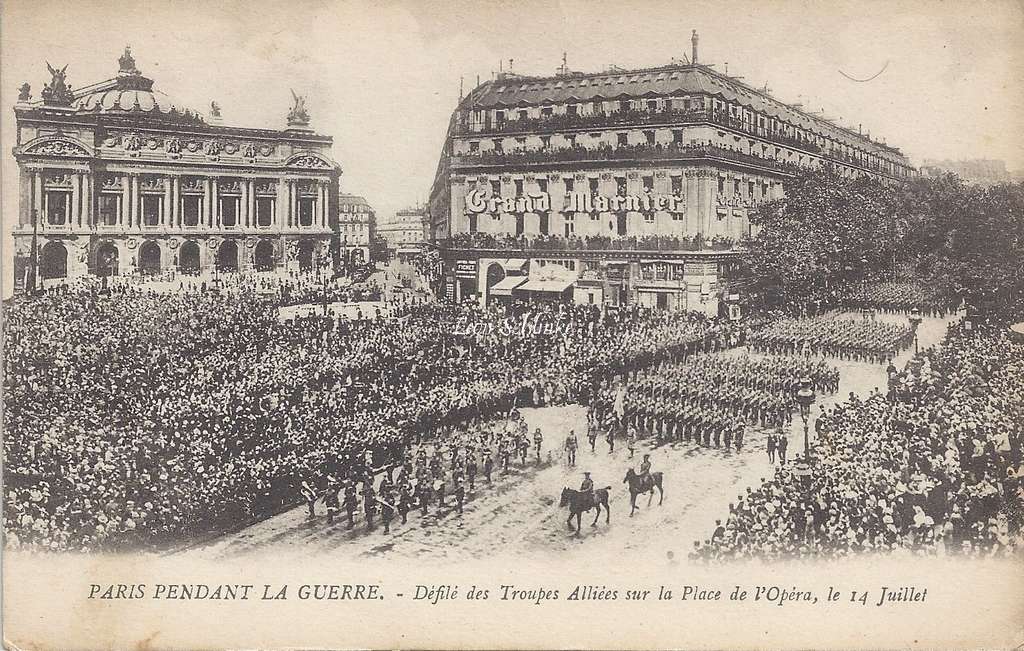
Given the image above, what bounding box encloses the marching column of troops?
[302,412,544,533]
[617,355,840,451]
[748,316,914,364]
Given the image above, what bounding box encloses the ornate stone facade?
[12,47,341,284]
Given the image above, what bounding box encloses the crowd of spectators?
[693,319,1023,560]
[3,282,741,551]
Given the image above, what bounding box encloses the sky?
[2,0,1022,293]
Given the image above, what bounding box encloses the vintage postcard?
[2,0,1022,649]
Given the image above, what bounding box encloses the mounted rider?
[639,454,652,487]
[580,471,595,508]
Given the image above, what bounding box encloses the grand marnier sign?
[464,190,686,215]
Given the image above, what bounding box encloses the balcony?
[441,232,738,253]
[452,141,802,175]
[460,108,825,156]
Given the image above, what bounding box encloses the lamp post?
[795,376,817,461]
[908,306,922,354]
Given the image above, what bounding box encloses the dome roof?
[69,47,202,120]
[73,86,197,116]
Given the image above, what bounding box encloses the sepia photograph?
[1,0,1022,648]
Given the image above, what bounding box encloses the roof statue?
[18,83,31,102]
[41,63,73,106]
[210,101,221,118]
[287,89,311,127]
[118,45,138,75]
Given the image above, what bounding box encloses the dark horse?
[623,469,664,516]
[559,486,611,535]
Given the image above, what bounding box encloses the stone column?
[121,174,130,227]
[276,178,287,230]
[33,171,44,228]
[163,178,172,228]
[203,178,211,228]
[170,176,179,228]
[240,179,249,229]
[71,173,81,227]
[290,181,298,229]
[131,174,140,229]
[211,178,219,229]
[82,173,92,228]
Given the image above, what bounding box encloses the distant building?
[11,47,341,287]
[337,193,374,266]
[428,33,914,312]
[921,159,1013,186]
[379,205,429,258]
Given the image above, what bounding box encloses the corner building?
[429,35,914,313]
[12,48,341,283]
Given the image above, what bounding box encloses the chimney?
[691,30,699,64]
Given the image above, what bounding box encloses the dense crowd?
[3,282,742,551]
[749,316,914,363]
[445,232,736,252]
[693,320,1024,560]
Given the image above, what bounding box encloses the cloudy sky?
[2,0,1022,292]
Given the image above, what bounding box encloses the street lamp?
[795,376,817,461]
[908,306,922,354]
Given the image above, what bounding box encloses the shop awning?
[502,258,529,273]
[489,275,527,297]
[515,277,574,293]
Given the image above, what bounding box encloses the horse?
[559,486,611,535]
[623,468,664,516]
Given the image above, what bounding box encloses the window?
[589,178,599,195]
[469,141,479,152]
[142,195,161,226]
[567,104,578,115]
[646,100,658,111]
[518,109,528,120]
[592,101,603,114]
[644,130,655,145]
[219,197,238,227]
[619,100,630,112]
[495,110,505,127]
[718,177,725,194]
[564,177,574,192]
[541,106,553,117]
[644,212,655,223]
[514,179,524,197]
[566,134,576,147]
[298,197,315,227]
[563,213,574,236]
[642,176,654,192]
[671,176,683,195]
[672,130,683,144]
[490,180,501,195]
[256,197,274,227]
[45,191,68,225]
[683,98,691,111]
[515,137,526,147]
[733,179,740,195]
[99,194,119,225]
[538,179,548,193]
[469,213,477,233]
[182,196,201,226]
[615,177,627,196]
[493,139,503,153]
[617,132,628,145]
[748,181,755,197]
[540,135,551,149]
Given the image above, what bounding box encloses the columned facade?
[11,47,341,287]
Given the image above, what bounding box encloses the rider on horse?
[580,471,594,508]
[639,454,652,487]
